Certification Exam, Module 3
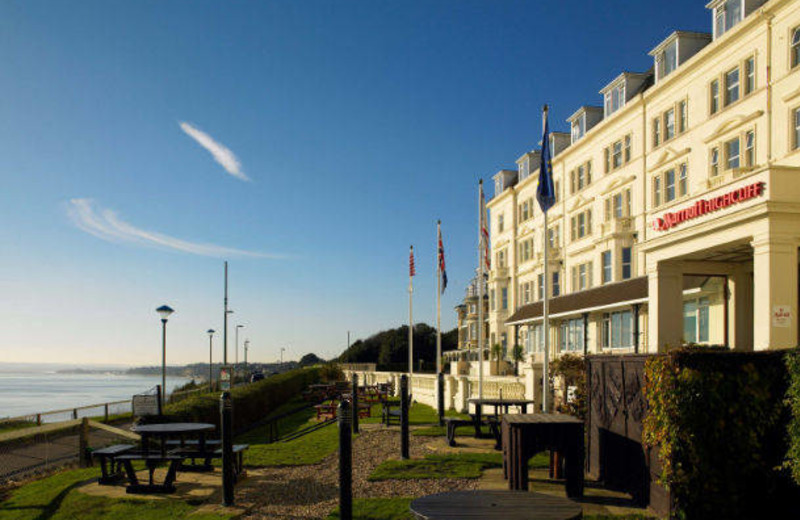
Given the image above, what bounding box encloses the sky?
[0,0,710,366]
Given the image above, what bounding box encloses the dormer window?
[604,84,625,117]
[713,0,742,39]
[657,42,678,80]
[571,114,586,143]
[519,159,529,181]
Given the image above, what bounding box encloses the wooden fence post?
[78,417,91,467]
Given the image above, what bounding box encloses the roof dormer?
[567,106,603,144]
[649,31,711,83]
[516,151,541,182]
[599,72,651,117]
[549,132,571,157]
[492,169,518,197]
[707,0,766,40]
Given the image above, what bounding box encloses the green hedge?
[159,366,324,432]
[643,348,799,519]
[787,350,800,485]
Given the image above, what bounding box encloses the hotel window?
[570,161,592,193]
[518,200,529,222]
[794,108,800,150]
[571,261,593,291]
[654,176,662,207]
[570,210,592,241]
[552,272,560,296]
[547,225,560,248]
[498,213,504,233]
[523,281,532,305]
[602,310,633,349]
[665,108,675,141]
[519,159,529,180]
[714,0,742,38]
[528,324,544,353]
[665,168,676,202]
[518,238,534,264]
[679,163,688,197]
[725,137,740,169]
[469,323,477,341]
[560,318,584,352]
[571,114,586,143]
[711,147,720,176]
[490,289,495,311]
[653,118,661,147]
[537,274,544,301]
[725,67,739,105]
[602,250,612,284]
[678,100,687,133]
[604,83,625,117]
[653,165,684,207]
[604,148,610,173]
[495,177,503,195]
[612,141,623,169]
[744,57,755,95]
[605,189,631,221]
[501,287,508,310]
[496,249,507,268]
[624,135,631,162]
[657,42,678,79]
[710,80,720,114]
[745,131,755,167]
[621,247,632,280]
[683,297,710,343]
[793,28,800,69]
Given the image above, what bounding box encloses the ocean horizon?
[0,363,193,420]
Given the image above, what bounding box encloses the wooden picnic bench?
[116,452,185,494]
[443,416,500,447]
[315,401,371,420]
[92,444,135,485]
[169,443,249,480]
[382,394,412,426]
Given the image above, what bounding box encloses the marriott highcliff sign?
[652,182,765,232]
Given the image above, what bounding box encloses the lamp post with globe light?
[156,305,175,408]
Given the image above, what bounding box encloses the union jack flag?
[409,245,416,277]
[438,221,447,293]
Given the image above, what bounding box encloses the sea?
[0,363,193,420]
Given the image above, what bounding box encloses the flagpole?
[542,210,550,413]
[477,181,485,400]
[436,221,442,377]
[409,245,414,378]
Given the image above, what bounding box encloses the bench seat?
[92,444,135,485]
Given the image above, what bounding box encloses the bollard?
[400,374,409,460]
[338,400,353,520]
[78,417,91,467]
[220,392,235,506]
[351,373,359,434]
[437,372,445,426]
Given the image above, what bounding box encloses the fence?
[0,400,133,427]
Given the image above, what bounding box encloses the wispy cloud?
[67,199,278,258]
[179,122,249,181]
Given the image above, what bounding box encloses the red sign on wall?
[652,181,765,232]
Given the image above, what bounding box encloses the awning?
[505,276,648,325]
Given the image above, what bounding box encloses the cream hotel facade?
[483,0,800,372]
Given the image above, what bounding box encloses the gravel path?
[238,426,478,519]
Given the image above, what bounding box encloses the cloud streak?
[179,122,249,181]
[67,199,278,258]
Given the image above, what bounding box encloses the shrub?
[551,354,586,419]
[786,350,800,485]
[643,348,795,519]
[159,366,322,432]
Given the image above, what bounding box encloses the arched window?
[792,28,800,69]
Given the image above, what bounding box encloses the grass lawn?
[0,467,234,520]
[326,497,414,520]
[0,420,37,434]
[325,497,655,520]
[236,401,344,467]
[369,452,549,481]
[362,401,470,427]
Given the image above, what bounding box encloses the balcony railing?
[601,217,634,236]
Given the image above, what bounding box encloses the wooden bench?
[314,403,337,420]
[92,444,135,485]
[116,453,185,494]
[382,395,412,426]
[444,416,501,448]
[444,418,475,446]
[169,443,249,479]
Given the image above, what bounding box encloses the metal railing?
[0,400,133,427]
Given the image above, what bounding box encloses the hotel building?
[486,0,800,369]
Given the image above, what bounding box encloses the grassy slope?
[369,451,549,481]
[0,467,233,520]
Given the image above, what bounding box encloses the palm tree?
[512,344,525,376]
[491,343,502,374]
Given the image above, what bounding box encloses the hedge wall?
[159,366,325,432]
[643,348,800,519]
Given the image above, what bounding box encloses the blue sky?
[0,0,709,366]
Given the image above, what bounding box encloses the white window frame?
[602,250,612,284]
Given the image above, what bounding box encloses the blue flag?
[536,105,556,213]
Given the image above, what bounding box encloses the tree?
[298,353,324,367]
[512,344,525,376]
[337,323,458,371]
[491,343,503,374]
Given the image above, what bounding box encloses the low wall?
[342,369,530,413]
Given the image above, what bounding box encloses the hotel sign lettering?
[652,182,765,232]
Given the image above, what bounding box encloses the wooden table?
[502,414,584,498]
[467,398,535,445]
[410,490,582,519]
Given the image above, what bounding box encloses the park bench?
[167,442,249,479]
[115,452,185,494]
[382,394,412,426]
[444,416,501,447]
[92,444,135,485]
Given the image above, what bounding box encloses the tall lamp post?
[156,305,175,409]
[207,329,215,391]
[244,339,250,374]
[280,347,286,371]
[235,325,244,366]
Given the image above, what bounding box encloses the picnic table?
[502,414,584,498]
[119,422,215,494]
[410,490,582,519]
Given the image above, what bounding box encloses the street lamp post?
[235,324,244,383]
[156,305,175,409]
[244,339,249,374]
[207,329,215,392]
[280,347,286,371]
